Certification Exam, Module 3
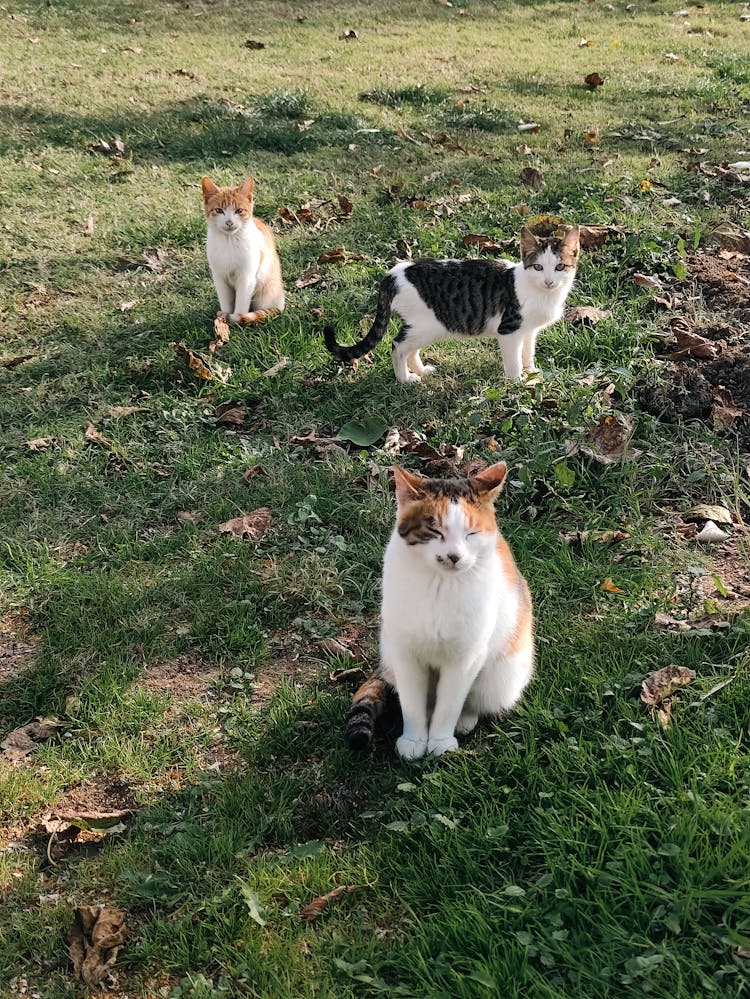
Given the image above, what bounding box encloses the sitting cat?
[201,176,285,325]
[324,226,580,382]
[346,462,534,758]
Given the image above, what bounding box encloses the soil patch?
[138,653,221,702]
[638,250,750,442]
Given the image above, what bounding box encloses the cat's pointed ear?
[520,227,539,259]
[392,465,426,506]
[201,176,219,200]
[472,462,508,502]
[237,176,255,200]
[562,226,581,257]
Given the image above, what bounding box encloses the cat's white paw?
[399,372,422,384]
[396,736,428,759]
[420,364,436,377]
[455,712,479,736]
[427,735,459,756]
[229,312,242,324]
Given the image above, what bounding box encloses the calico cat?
[346,462,534,757]
[201,176,285,325]
[325,226,580,382]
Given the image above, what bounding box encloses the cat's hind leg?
[392,329,422,384]
[407,350,436,378]
[497,331,524,379]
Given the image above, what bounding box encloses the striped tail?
[345,674,395,751]
[323,273,397,362]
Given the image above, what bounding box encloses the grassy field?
[1,0,749,996]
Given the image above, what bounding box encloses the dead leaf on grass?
[295,264,324,288]
[262,356,289,378]
[337,193,354,216]
[461,234,509,254]
[582,414,636,464]
[318,246,347,264]
[114,248,168,272]
[69,905,127,987]
[600,577,624,594]
[2,716,65,761]
[683,504,732,524]
[340,28,358,39]
[242,465,268,481]
[83,216,95,236]
[383,427,465,473]
[632,272,663,289]
[519,166,545,190]
[561,529,630,545]
[244,38,265,49]
[300,885,359,923]
[215,401,248,426]
[579,224,624,249]
[210,314,231,352]
[664,325,718,360]
[84,423,111,447]
[108,405,146,418]
[710,222,750,254]
[319,637,353,659]
[219,508,271,542]
[565,306,612,324]
[171,341,232,383]
[329,666,368,684]
[584,72,605,90]
[176,510,201,524]
[2,353,37,369]
[640,665,695,728]
[25,436,54,451]
[517,121,541,133]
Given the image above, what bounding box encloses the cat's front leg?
[521,328,540,374]
[427,661,482,756]
[497,331,524,380]
[230,277,257,324]
[386,646,430,759]
[213,275,235,318]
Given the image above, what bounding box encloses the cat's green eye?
[555,263,566,271]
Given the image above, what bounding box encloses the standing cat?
[201,176,285,325]
[346,462,534,757]
[324,226,580,382]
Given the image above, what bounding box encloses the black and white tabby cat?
[324,226,580,383]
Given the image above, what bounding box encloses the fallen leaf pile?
[69,906,127,987]
[383,427,464,473]
[279,194,353,229]
[640,664,696,727]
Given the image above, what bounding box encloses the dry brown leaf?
[383,428,464,473]
[328,666,368,684]
[279,204,317,226]
[215,401,248,426]
[584,72,605,90]
[565,306,612,324]
[2,353,37,369]
[84,423,111,447]
[683,504,732,524]
[210,314,231,352]
[710,222,750,254]
[295,264,324,288]
[579,224,623,249]
[83,216,95,236]
[519,167,545,190]
[561,529,630,545]
[461,234,508,254]
[25,436,54,451]
[242,465,268,481]
[262,356,289,378]
[632,272,663,289]
[108,405,145,418]
[244,39,265,49]
[337,194,354,216]
[114,248,168,273]
[219,508,271,542]
[171,341,231,383]
[318,246,347,264]
[711,386,744,428]
[583,414,635,464]
[176,510,201,524]
[118,300,137,311]
[87,138,128,157]
[340,28,358,39]
[300,885,358,923]
[665,326,718,360]
[640,665,696,706]
[69,906,127,987]
[2,716,65,761]
[600,577,624,594]
[319,637,353,659]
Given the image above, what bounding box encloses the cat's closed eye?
[466,531,479,538]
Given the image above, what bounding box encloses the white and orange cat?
[347,462,534,758]
[201,176,285,325]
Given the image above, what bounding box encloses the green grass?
[1,0,749,996]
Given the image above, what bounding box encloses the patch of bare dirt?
[0,610,37,684]
[49,775,138,818]
[639,251,750,441]
[138,654,220,701]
